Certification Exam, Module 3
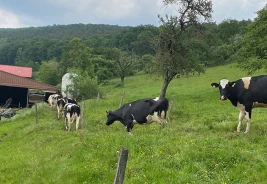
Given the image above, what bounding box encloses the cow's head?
[211,79,235,101]
[57,98,66,108]
[106,111,117,126]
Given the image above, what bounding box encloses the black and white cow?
[47,94,61,109]
[106,97,169,133]
[211,75,267,133]
[57,97,77,120]
[63,103,81,131]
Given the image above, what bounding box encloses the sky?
[0,0,266,28]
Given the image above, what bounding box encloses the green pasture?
[1,64,267,184]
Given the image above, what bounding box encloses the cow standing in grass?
[63,103,81,131]
[106,97,169,134]
[211,75,267,133]
[47,94,61,109]
[57,97,77,120]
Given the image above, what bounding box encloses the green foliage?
[1,64,267,183]
[155,0,212,97]
[0,24,128,41]
[60,38,94,77]
[65,69,101,100]
[235,7,267,74]
[216,19,251,44]
[91,56,115,84]
[36,60,61,86]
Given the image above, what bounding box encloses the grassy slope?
[1,64,267,184]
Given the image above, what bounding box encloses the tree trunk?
[120,76,125,84]
[160,77,171,98]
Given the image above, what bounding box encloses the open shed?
[0,70,59,108]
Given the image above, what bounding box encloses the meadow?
[1,64,267,184]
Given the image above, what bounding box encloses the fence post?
[114,148,129,184]
[82,97,85,129]
[97,93,100,102]
[35,104,38,124]
[119,91,125,107]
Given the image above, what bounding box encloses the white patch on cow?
[153,97,159,101]
[253,102,267,108]
[236,102,250,133]
[242,77,251,89]
[129,104,131,106]
[146,111,165,124]
[48,94,60,109]
[236,102,245,111]
[64,104,80,132]
[220,79,229,89]
[131,114,138,124]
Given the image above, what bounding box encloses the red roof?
[0,70,58,93]
[0,64,32,78]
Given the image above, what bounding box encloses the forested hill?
[0,23,130,41]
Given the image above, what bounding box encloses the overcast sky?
[0,0,266,28]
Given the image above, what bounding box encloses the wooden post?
[82,98,85,129]
[119,91,125,107]
[114,148,128,184]
[97,93,100,102]
[35,104,38,124]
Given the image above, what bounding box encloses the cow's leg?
[66,113,71,131]
[160,111,167,124]
[65,114,68,130]
[76,115,80,132]
[237,110,245,132]
[244,106,252,133]
[57,108,60,120]
[126,122,134,135]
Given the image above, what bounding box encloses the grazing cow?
[211,75,267,133]
[106,97,169,133]
[63,103,81,131]
[56,97,77,120]
[47,94,61,109]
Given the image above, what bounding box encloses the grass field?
[1,64,267,184]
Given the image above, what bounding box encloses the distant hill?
[0,23,130,41]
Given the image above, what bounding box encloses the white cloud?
[212,0,267,22]
[0,9,24,28]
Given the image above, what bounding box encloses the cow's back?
[125,98,168,120]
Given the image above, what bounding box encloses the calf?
[63,103,81,131]
[56,97,77,120]
[211,75,267,133]
[47,94,61,109]
[106,97,169,133]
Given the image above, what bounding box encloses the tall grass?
[1,64,267,183]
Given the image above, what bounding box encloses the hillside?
[1,64,267,183]
[0,23,130,41]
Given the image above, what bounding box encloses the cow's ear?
[211,83,219,88]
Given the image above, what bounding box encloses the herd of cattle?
[48,94,80,131]
[47,75,267,133]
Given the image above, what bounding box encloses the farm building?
[0,70,59,108]
[0,64,32,78]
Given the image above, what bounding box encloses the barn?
[0,70,59,108]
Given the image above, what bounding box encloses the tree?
[234,6,267,74]
[91,56,115,84]
[60,38,94,77]
[155,0,212,97]
[64,69,101,100]
[36,60,60,86]
[112,48,136,84]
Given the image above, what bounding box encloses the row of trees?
[0,0,265,99]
